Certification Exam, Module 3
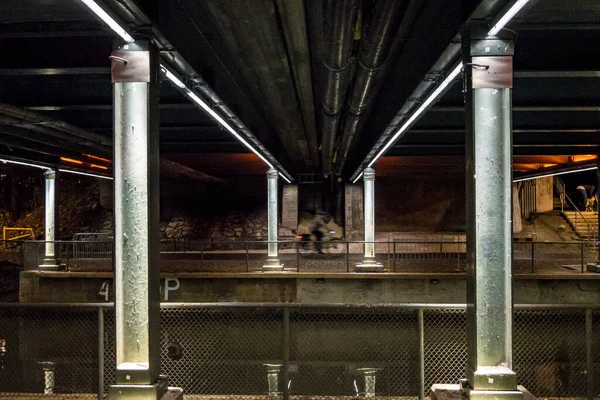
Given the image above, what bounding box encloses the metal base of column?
[355,258,384,272]
[109,380,173,400]
[587,262,600,273]
[263,257,284,272]
[39,257,61,271]
[431,384,533,400]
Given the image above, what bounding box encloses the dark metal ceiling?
[0,0,599,180]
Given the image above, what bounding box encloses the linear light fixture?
[160,64,292,184]
[367,62,463,169]
[0,158,50,170]
[488,0,531,36]
[78,0,134,43]
[353,0,532,182]
[352,172,363,184]
[513,166,597,183]
[59,168,113,180]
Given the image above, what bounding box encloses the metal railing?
[73,233,113,260]
[0,302,598,399]
[554,177,598,249]
[2,239,600,274]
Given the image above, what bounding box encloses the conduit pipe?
[320,0,361,176]
[334,0,417,175]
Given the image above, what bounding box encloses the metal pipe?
[263,169,283,271]
[98,307,105,400]
[586,309,594,400]
[319,0,360,175]
[40,169,60,270]
[3,302,600,310]
[282,307,290,400]
[418,309,425,400]
[334,0,412,174]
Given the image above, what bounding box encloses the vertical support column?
[39,168,60,270]
[462,26,522,400]
[263,168,283,271]
[108,41,167,400]
[587,155,600,272]
[356,167,382,272]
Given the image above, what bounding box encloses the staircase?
[562,211,598,240]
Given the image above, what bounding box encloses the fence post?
[346,242,350,272]
[393,242,396,272]
[282,307,290,400]
[586,309,593,400]
[581,241,585,273]
[296,242,300,272]
[530,242,535,273]
[98,307,104,400]
[246,242,249,273]
[418,309,425,400]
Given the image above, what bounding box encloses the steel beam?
[355,167,383,272]
[39,168,60,271]
[109,41,167,400]
[463,26,521,400]
[263,168,283,271]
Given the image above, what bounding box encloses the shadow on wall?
[376,177,466,232]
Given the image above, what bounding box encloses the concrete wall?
[20,271,600,305]
[345,184,363,239]
[375,177,466,232]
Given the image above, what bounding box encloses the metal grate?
[0,304,598,399]
[0,307,99,398]
[289,309,419,398]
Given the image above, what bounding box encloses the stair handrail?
[553,176,566,214]
[558,182,597,240]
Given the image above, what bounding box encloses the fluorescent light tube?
[352,171,364,184]
[513,166,597,183]
[368,62,463,168]
[79,0,135,43]
[488,0,531,36]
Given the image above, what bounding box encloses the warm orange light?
[60,157,84,165]
[83,154,112,163]
[90,164,109,170]
[572,155,597,163]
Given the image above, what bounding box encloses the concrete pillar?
[99,178,114,210]
[39,168,60,270]
[462,26,522,400]
[264,363,282,396]
[263,168,283,271]
[356,168,383,272]
[512,183,522,233]
[281,184,298,230]
[345,184,363,240]
[108,41,167,400]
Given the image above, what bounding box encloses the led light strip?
[59,169,113,180]
[353,0,532,182]
[0,158,50,170]
[160,65,293,184]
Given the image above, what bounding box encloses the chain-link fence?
[0,304,598,399]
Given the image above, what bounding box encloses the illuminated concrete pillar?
[263,168,283,271]
[356,167,382,272]
[108,41,167,400]
[462,25,521,400]
[39,168,60,270]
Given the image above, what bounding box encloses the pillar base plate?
[587,262,600,273]
[109,380,173,400]
[355,262,384,273]
[431,384,533,400]
[262,259,284,272]
[39,258,62,271]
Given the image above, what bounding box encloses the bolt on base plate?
[587,262,600,273]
